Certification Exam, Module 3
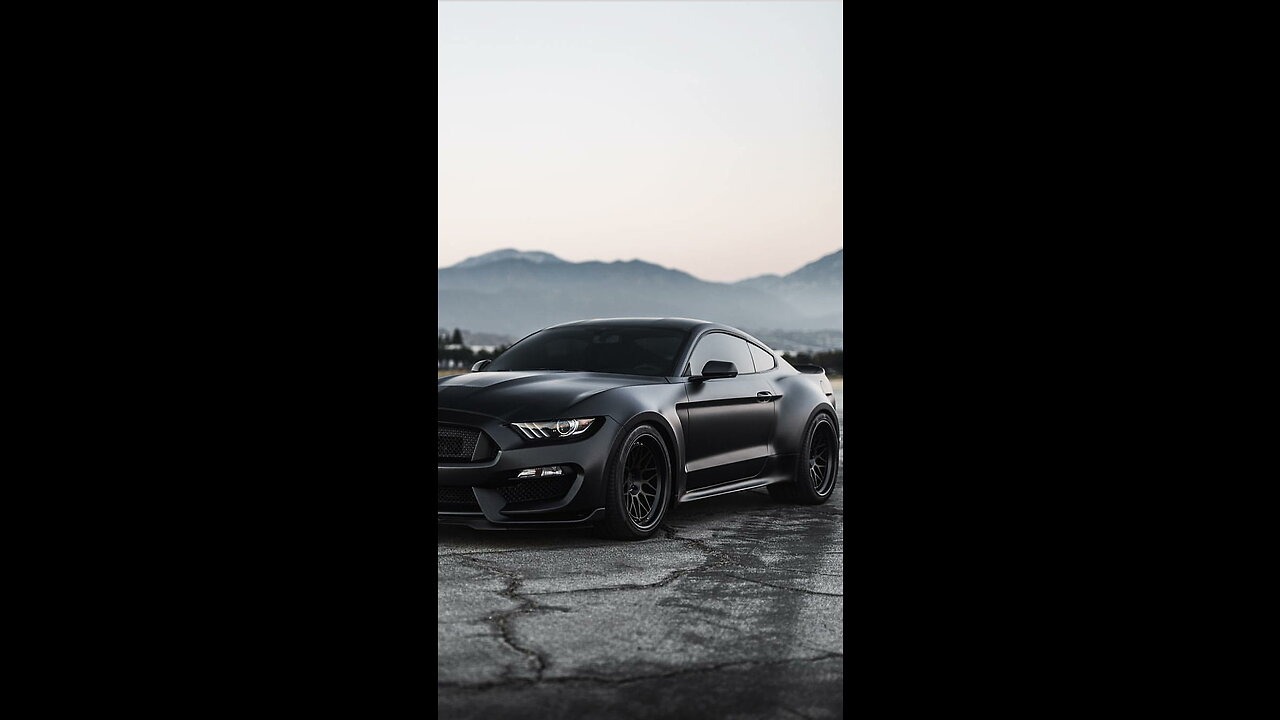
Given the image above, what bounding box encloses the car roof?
[547,317,709,331]
[543,317,774,351]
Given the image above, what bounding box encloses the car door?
[680,332,777,489]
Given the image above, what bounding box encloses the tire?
[769,412,839,505]
[596,425,672,540]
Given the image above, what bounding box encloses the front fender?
[568,384,690,498]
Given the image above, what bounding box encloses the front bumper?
[438,508,607,530]
[437,408,618,527]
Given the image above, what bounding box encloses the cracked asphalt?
[438,387,844,719]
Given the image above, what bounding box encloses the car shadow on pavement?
[437,488,788,553]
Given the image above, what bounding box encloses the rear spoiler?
[792,362,834,397]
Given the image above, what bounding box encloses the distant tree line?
[781,350,843,377]
[438,329,509,369]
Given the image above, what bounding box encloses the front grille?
[438,424,478,460]
[499,475,575,504]
[438,424,496,462]
[438,486,481,512]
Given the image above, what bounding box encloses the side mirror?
[471,359,492,372]
[691,360,737,382]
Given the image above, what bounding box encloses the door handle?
[757,391,772,402]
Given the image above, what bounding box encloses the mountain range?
[438,248,843,338]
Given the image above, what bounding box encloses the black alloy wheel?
[598,425,671,539]
[768,412,839,505]
[807,420,837,495]
[623,438,664,528]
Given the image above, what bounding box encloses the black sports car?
[437,318,840,539]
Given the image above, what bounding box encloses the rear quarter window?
[749,343,777,373]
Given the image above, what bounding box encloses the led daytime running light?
[513,418,596,439]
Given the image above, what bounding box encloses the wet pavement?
[438,388,844,719]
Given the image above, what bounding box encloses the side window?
[686,332,755,376]
[749,343,777,373]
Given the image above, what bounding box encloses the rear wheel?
[597,425,672,540]
[769,412,839,504]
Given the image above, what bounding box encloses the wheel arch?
[773,395,840,457]
[610,410,685,500]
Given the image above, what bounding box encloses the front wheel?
[768,412,839,504]
[596,425,672,540]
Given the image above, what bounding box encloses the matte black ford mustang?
[437,318,840,540]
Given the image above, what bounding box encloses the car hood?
[437,371,667,422]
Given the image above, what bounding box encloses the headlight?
[512,418,597,440]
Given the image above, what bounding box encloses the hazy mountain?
[746,328,844,354]
[735,250,843,319]
[438,249,842,338]
[452,249,567,268]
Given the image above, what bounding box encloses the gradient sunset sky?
[438,1,842,283]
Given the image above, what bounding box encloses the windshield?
[486,326,689,377]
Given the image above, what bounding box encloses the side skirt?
[677,454,798,504]
[678,476,789,503]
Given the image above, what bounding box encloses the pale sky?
[438,1,843,283]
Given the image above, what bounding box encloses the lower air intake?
[499,475,575,504]
[438,486,481,512]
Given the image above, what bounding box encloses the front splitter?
[436,507,606,530]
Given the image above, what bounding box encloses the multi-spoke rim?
[623,437,666,529]
[808,419,838,495]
